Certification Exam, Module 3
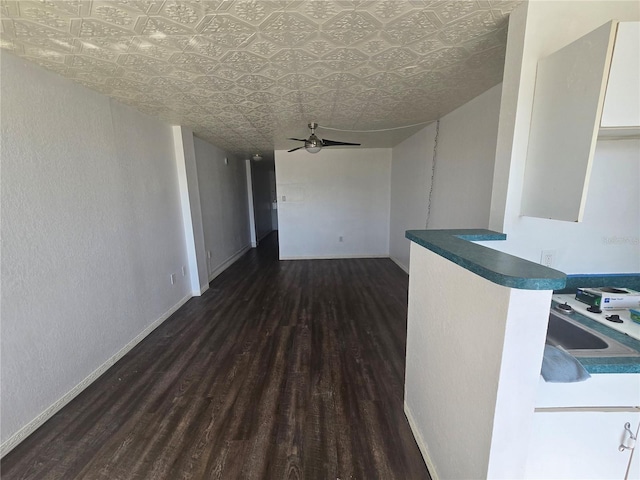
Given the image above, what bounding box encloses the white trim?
[404,401,439,480]
[199,284,209,296]
[390,256,409,274]
[173,126,207,295]
[207,244,251,282]
[0,293,192,458]
[279,254,389,260]
[245,159,257,247]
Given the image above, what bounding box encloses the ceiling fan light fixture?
[251,153,263,161]
[305,131,322,153]
[287,121,361,153]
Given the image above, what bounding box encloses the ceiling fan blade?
[321,138,361,147]
[287,146,305,152]
[288,138,307,142]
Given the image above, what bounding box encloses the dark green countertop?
[406,229,566,290]
[557,273,640,294]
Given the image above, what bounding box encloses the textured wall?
[388,124,435,272]
[428,83,501,229]
[404,242,551,478]
[1,53,190,445]
[275,148,391,259]
[193,137,251,277]
[404,243,508,479]
[389,84,501,272]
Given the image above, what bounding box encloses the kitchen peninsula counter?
[405,229,566,290]
[404,228,566,478]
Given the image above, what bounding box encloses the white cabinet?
[601,22,640,129]
[521,21,639,222]
[524,374,640,479]
[524,411,639,479]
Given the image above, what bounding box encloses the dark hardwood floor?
[2,233,430,479]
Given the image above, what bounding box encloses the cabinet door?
[629,420,640,480]
[521,21,616,222]
[524,411,640,479]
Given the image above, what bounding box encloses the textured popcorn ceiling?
[0,1,521,156]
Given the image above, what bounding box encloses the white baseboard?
[390,256,409,274]
[279,254,389,260]
[208,244,251,282]
[0,292,192,458]
[404,401,439,480]
[251,241,258,248]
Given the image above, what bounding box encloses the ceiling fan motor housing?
[287,121,360,153]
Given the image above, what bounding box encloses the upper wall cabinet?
[521,21,638,222]
[601,22,640,130]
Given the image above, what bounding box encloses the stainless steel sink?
[546,310,640,358]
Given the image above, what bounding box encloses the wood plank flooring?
[2,233,430,479]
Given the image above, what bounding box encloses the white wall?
[173,126,209,295]
[193,137,251,279]
[430,84,501,229]
[405,242,552,479]
[389,125,435,272]
[1,53,191,451]
[275,148,391,259]
[244,159,258,247]
[488,0,640,274]
[251,159,275,242]
[480,139,640,273]
[389,84,502,271]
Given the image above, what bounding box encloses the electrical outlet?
[182,266,186,276]
[207,251,211,259]
[282,195,286,202]
[540,250,555,267]
[170,273,176,285]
